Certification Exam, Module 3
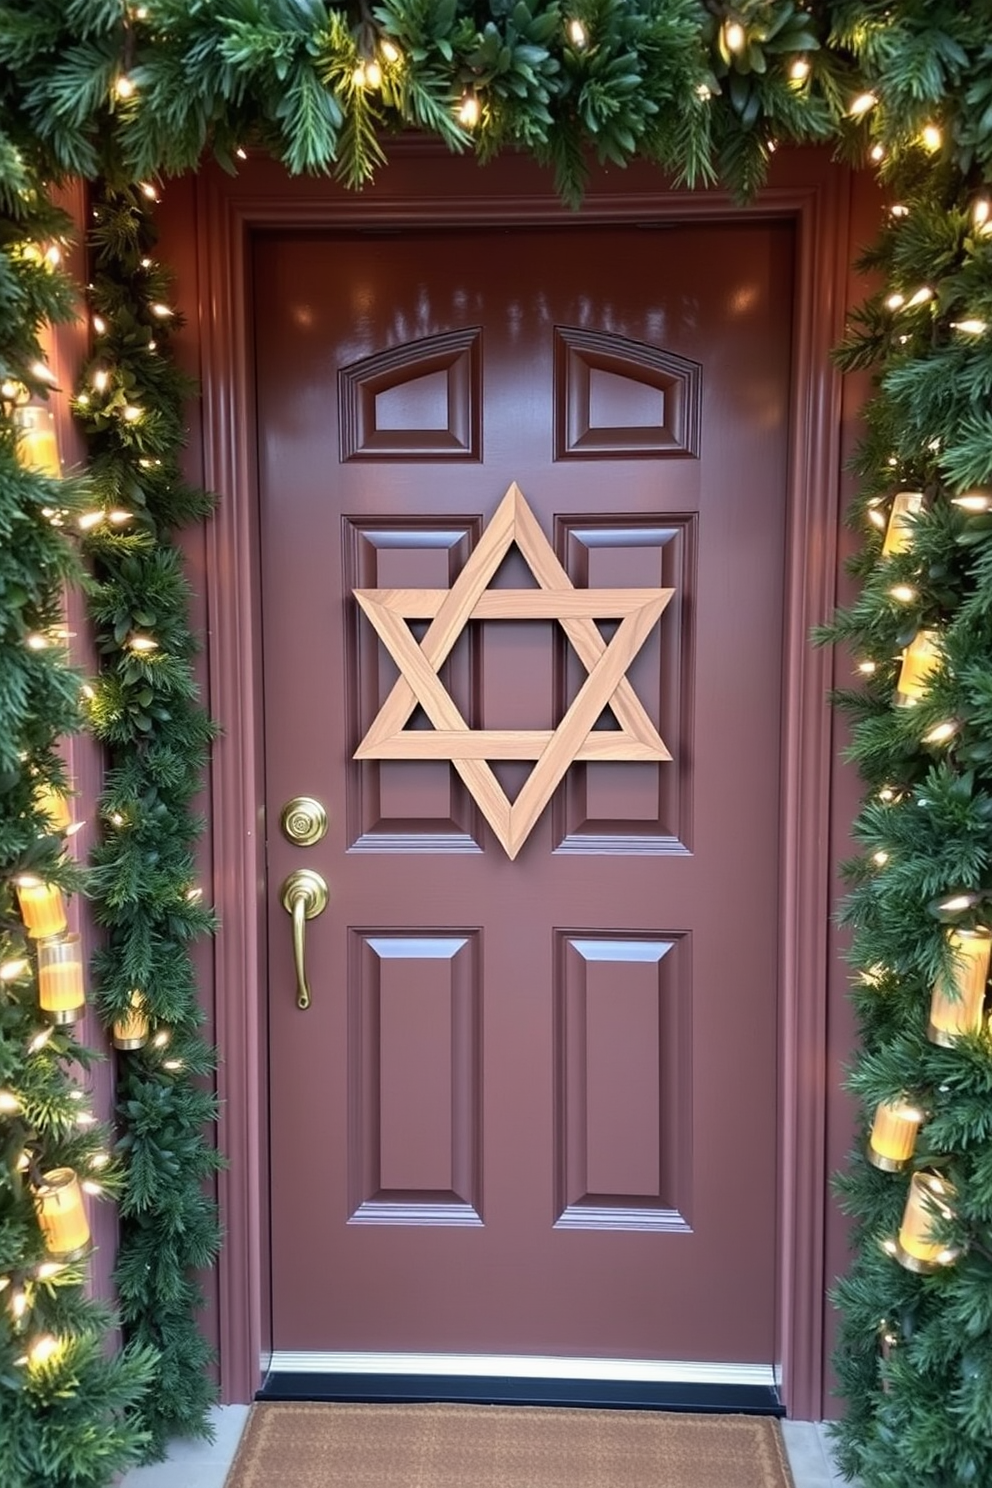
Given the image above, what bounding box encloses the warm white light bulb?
[850,92,877,117]
[567,18,588,48]
[921,124,942,152]
[28,1335,59,1367]
[381,39,400,64]
[789,58,810,82]
[907,286,934,307]
[885,292,905,310]
[115,76,135,101]
[951,319,987,335]
[458,92,480,128]
[869,144,885,163]
[889,584,917,603]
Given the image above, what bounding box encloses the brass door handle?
[280,869,329,1010]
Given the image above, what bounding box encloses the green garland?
[1,2,992,1485]
[74,180,223,1456]
[0,168,155,1485]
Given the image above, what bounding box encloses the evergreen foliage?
[818,10,992,1480]
[0,2,991,1485]
[73,180,223,1459]
[0,137,155,1488]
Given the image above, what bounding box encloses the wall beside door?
[150,148,878,1419]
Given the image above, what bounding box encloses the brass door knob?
[280,797,328,846]
[280,869,329,1009]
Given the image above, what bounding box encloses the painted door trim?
[192,144,849,1419]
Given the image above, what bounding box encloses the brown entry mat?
[224,1402,795,1488]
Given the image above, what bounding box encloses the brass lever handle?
[280,869,329,1010]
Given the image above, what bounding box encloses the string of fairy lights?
[0,220,196,1394]
[836,182,992,1307]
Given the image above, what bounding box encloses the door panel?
[257,221,792,1366]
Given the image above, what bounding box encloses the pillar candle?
[33,782,72,833]
[33,1168,90,1261]
[14,403,61,479]
[37,934,85,1024]
[895,1171,957,1273]
[882,491,924,556]
[868,1100,922,1171]
[928,928,992,1045]
[113,990,150,1050]
[895,630,941,707]
[15,877,68,940]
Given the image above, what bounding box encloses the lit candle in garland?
[12,400,61,479]
[882,491,924,555]
[928,928,992,1045]
[894,630,941,707]
[112,990,150,1050]
[36,935,86,1025]
[894,1171,959,1274]
[868,1099,923,1171]
[32,1169,91,1261]
[33,782,72,834]
[15,877,68,940]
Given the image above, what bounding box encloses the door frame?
[189,143,850,1419]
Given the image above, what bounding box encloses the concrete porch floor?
[119,1406,851,1487]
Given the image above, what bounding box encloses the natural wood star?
[354,483,674,858]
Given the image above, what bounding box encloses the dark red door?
[256,219,792,1375]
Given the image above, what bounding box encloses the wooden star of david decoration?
[354,483,673,859]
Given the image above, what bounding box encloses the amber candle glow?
[882,491,924,556]
[15,877,68,939]
[928,928,992,1046]
[37,935,85,1024]
[33,782,72,833]
[895,1171,957,1273]
[113,990,150,1051]
[14,403,61,479]
[895,630,940,707]
[868,1100,922,1171]
[33,1168,90,1261]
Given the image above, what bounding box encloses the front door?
[256,218,792,1379]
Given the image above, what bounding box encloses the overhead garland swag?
[1,1,992,1484]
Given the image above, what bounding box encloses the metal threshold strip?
[258,1353,783,1414]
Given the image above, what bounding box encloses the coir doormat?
[223,1402,795,1488]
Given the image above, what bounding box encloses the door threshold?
[257,1353,783,1415]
